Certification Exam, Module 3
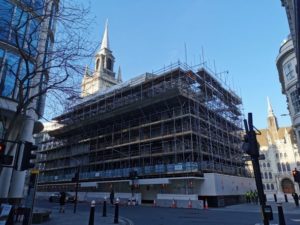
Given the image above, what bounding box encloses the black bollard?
[88,200,96,225]
[277,203,286,225]
[284,194,288,202]
[103,197,107,217]
[273,194,277,202]
[114,198,120,224]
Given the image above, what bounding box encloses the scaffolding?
[37,62,247,189]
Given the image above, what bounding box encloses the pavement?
[218,201,300,214]
[27,199,300,225]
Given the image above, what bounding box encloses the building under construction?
[36,62,254,206]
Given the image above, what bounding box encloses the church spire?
[267,96,274,117]
[100,19,109,50]
[117,66,122,82]
[267,97,279,133]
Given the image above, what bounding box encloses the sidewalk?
[15,206,133,225]
[42,210,131,225]
[214,201,300,214]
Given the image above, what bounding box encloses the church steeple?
[81,20,122,98]
[267,96,274,117]
[100,19,109,50]
[267,97,279,132]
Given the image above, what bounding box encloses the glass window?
[284,153,287,157]
[266,184,270,190]
[267,162,270,167]
[282,163,286,172]
[297,161,300,167]
[264,172,268,179]
[290,89,300,114]
[271,184,274,190]
[286,163,291,171]
[277,163,282,172]
[269,172,272,179]
[263,163,266,168]
[0,0,14,41]
[283,62,295,81]
[280,153,283,157]
[0,52,20,98]
[27,18,40,55]
[11,7,28,47]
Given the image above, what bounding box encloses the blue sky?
[80,0,290,129]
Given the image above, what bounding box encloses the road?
[35,199,300,225]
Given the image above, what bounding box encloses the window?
[261,172,264,179]
[271,184,274,190]
[286,163,291,171]
[263,184,265,190]
[280,153,283,157]
[266,184,270,190]
[269,172,272,179]
[284,153,287,157]
[297,161,300,167]
[263,163,266,168]
[290,89,300,113]
[267,162,270,167]
[276,153,279,159]
[283,62,295,81]
[0,52,20,98]
[282,163,286,172]
[264,172,268,179]
[0,0,14,41]
[277,163,282,172]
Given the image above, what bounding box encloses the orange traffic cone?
[188,199,192,208]
[153,199,157,207]
[171,199,177,208]
[204,198,208,209]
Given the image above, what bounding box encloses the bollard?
[277,203,286,225]
[273,194,277,202]
[114,197,119,224]
[103,197,107,217]
[88,200,95,225]
[284,194,288,202]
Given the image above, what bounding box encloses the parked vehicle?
[49,192,75,203]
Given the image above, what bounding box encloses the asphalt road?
[35,199,300,225]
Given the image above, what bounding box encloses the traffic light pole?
[244,113,269,225]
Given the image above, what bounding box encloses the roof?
[256,127,296,146]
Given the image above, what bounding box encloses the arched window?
[264,172,268,179]
[282,163,286,172]
[266,184,270,190]
[277,163,282,172]
[267,162,270,167]
[286,163,291,171]
[269,172,272,179]
[271,184,274,190]
[263,163,266,168]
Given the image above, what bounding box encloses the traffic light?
[20,141,37,171]
[292,168,300,182]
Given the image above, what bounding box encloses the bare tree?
[0,0,95,149]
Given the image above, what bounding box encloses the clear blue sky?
[80,0,290,129]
